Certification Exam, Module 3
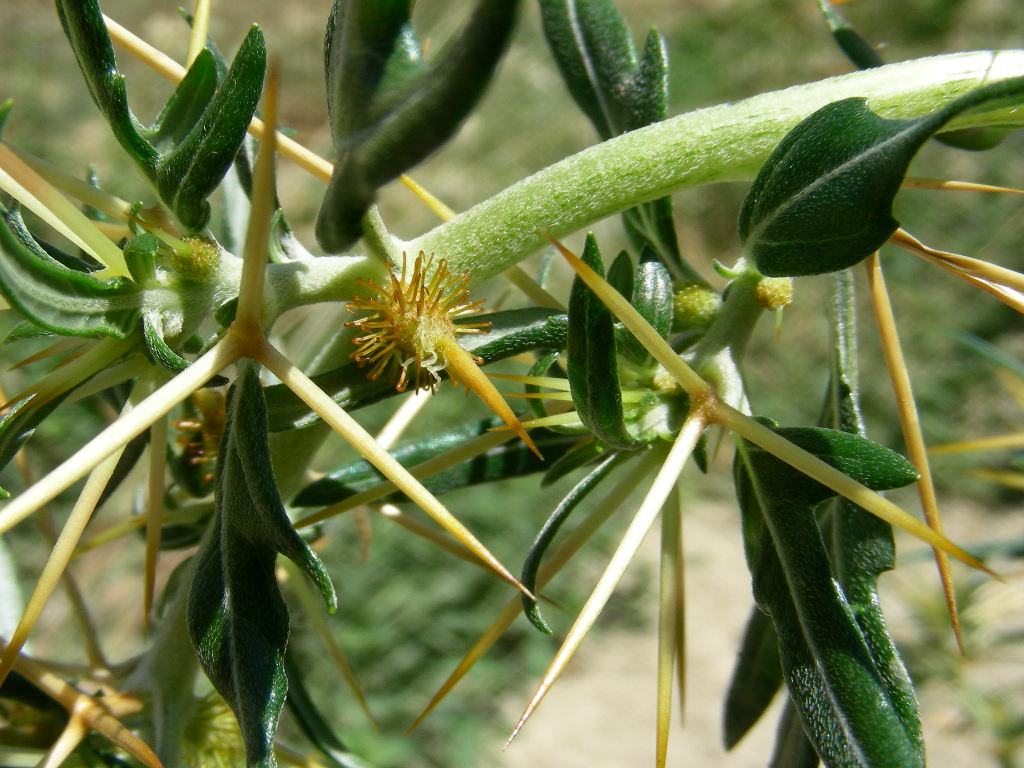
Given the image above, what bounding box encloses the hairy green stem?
[408,51,1024,284]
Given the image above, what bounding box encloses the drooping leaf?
[723,605,783,749]
[820,271,923,752]
[0,206,140,338]
[283,651,373,768]
[567,234,642,450]
[521,450,629,633]
[292,417,575,507]
[739,76,1024,276]
[733,422,922,767]
[188,363,336,767]
[264,308,568,431]
[769,698,821,768]
[316,0,520,252]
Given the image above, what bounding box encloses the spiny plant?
[0,0,1023,766]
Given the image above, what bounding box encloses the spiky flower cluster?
[345,251,491,392]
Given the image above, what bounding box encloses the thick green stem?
[408,51,1024,284]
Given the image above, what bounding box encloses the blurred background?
[1,1,1023,766]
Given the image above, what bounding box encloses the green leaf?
[605,250,634,299]
[769,698,821,768]
[522,451,630,633]
[56,0,160,174]
[538,0,638,141]
[739,76,1024,276]
[0,99,13,140]
[57,0,266,231]
[818,0,884,70]
[283,652,373,768]
[292,417,574,507]
[567,234,642,450]
[188,364,336,768]
[733,422,923,767]
[264,308,568,432]
[723,605,783,750]
[317,0,520,252]
[0,206,140,338]
[617,248,673,365]
[149,49,220,150]
[541,437,606,486]
[817,0,1010,152]
[0,393,72,499]
[820,272,923,753]
[157,26,266,230]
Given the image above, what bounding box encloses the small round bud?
[672,282,721,332]
[755,277,794,310]
[173,235,221,282]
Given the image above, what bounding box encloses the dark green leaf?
[317,0,520,252]
[820,272,922,751]
[56,0,160,174]
[284,652,371,768]
[0,207,140,338]
[292,417,575,507]
[733,422,923,767]
[769,698,820,768]
[606,251,634,298]
[157,26,266,230]
[818,0,884,70]
[567,234,642,450]
[149,49,219,150]
[188,364,336,767]
[265,308,568,432]
[618,248,673,364]
[817,1,1010,152]
[740,77,1024,276]
[4,320,52,343]
[522,451,630,633]
[0,392,73,499]
[541,437,606,486]
[723,605,782,749]
[538,0,638,141]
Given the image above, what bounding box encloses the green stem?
[688,272,764,409]
[409,51,1024,284]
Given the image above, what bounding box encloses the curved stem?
[411,51,1024,284]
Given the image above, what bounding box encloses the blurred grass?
[2,1,1024,766]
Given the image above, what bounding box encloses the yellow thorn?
[440,337,543,460]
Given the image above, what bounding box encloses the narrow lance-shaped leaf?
[292,417,575,508]
[0,205,140,338]
[821,271,923,753]
[739,76,1024,276]
[157,25,266,230]
[55,0,160,173]
[567,234,642,450]
[317,0,520,252]
[733,423,923,768]
[539,1,696,279]
[188,363,336,768]
[521,451,630,633]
